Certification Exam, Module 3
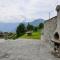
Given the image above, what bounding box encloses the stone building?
[44,16,57,41]
[44,5,60,57]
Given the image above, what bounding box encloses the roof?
[26,31,33,33]
[44,16,57,23]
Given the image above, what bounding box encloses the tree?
[16,23,26,37]
[39,23,44,29]
[33,26,38,32]
[27,23,34,31]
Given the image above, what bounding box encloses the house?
[44,16,57,41]
[26,31,33,36]
[44,5,60,57]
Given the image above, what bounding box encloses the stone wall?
[44,16,57,41]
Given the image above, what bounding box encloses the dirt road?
[0,38,60,60]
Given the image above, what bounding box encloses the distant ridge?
[30,19,44,26]
[0,23,19,32]
[0,19,44,32]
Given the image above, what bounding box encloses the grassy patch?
[20,31,41,39]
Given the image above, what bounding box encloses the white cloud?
[0,0,60,22]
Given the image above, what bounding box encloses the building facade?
[44,16,57,41]
[44,5,60,57]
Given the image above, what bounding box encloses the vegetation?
[0,22,44,40]
[16,22,44,39]
[33,26,38,32]
[39,23,44,29]
[16,23,26,37]
[27,23,34,31]
[20,31,41,39]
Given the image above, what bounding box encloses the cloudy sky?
[0,0,60,23]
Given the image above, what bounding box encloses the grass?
[20,31,41,39]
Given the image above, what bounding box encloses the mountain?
[0,19,44,32]
[0,23,20,32]
[30,19,44,26]
[23,19,44,26]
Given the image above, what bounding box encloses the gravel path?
[0,38,60,60]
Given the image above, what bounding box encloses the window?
[54,32,59,40]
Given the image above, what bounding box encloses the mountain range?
[0,19,44,32]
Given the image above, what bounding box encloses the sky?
[0,0,60,23]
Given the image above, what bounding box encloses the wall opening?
[54,32,59,40]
